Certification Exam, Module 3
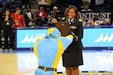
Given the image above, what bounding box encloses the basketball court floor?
[0,50,113,75]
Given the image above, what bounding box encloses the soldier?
[62,5,84,75]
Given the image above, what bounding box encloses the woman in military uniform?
[62,5,83,75]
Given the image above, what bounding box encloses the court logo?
[21,56,37,68]
[94,33,113,42]
[96,55,113,70]
[20,34,45,43]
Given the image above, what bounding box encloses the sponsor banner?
[16,29,47,48]
[17,50,113,72]
[16,28,113,48]
[82,28,113,47]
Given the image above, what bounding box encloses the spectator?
[48,6,59,24]
[3,10,14,50]
[24,5,35,27]
[11,8,25,29]
[87,19,97,26]
[34,6,48,26]
[93,14,99,22]
[50,6,60,17]
[81,4,92,12]
[103,18,111,25]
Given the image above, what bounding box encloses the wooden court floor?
[0,54,18,75]
[0,53,113,75]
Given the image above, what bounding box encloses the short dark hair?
[16,7,21,11]
[26,5,31,9]
[65,5,78,17]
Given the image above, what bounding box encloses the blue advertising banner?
[82,28,113,47]
[16,28,113,48]
[16,29,47,48]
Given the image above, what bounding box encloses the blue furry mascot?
[34,28,73,75]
